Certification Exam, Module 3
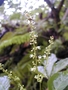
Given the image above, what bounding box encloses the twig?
[44,0,54,9]
[57,0,65,12]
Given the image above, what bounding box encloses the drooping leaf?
[53,73,68,90]
[52,58,68,75]
[48,71,68,90]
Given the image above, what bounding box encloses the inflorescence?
[26,12,54,83]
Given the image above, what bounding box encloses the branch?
[44,0,54,9]
[57,0,65,12]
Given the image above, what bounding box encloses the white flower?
[30,54,33,58]
[0,76,10,90]
[34,74,43,82]
[31,66,36,72]
[38,55,42,59]
[43,54,46,59]
[34,34,38,38]
[36,46,41,50]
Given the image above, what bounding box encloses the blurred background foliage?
[0,0,68,90]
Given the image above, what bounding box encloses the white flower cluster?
[31,66,36,72]
[30,31,38,45]
[44,36,54,59]
[34,74,44,82]
[18,84,26,90]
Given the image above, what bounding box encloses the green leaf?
[48,73,59,90]
[0,33,30,50]
[37,54,57,78]
[48,71,68,90]
[0,76,10,90]
[43,54,57,78]
[0,32,14,42]
[52,58,68,75]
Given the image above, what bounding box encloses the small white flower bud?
[37,46,41,50]
[30,54,33,58]
[38,55,42,59]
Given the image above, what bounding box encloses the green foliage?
[0,63,26,90]
[48,71,68,90]
[0,33,30,50]
[0,0,68,90]
[52,58,68,75]
[38,55,68,77]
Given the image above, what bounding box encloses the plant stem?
[40,82,41,90]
